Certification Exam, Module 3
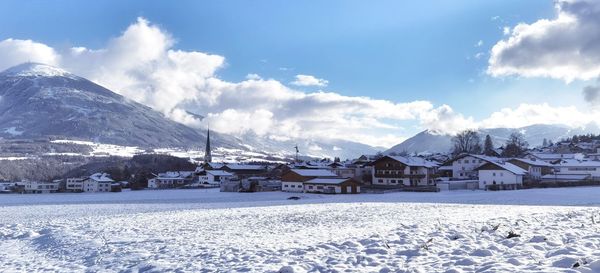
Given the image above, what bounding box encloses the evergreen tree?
[542,138,548,147]
[483,135,495,156]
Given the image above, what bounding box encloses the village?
[2,130,600,195]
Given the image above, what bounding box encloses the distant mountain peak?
[1,62,74,78]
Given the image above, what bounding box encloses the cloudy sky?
[0,0,599,148]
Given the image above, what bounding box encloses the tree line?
[451,130,529,157]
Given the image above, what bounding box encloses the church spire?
[204,127,212,163]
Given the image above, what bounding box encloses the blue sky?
[0,0,596,148]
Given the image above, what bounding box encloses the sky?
[0,0,599,148]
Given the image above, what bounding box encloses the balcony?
[373,173,405,178]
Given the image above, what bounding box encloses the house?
[303,178,360,194]
[445,154,501,179]
[371,156,438,187]
[66,177,87,192]
[221,176,282,192]
[83,173,114,192]
[19,180,60,194]
[198,170,234,186]
[0,182,15,193]
[475,162,527,190]
[281,169,338,192]
[328,162,356,178]
[147,171,194,189]
[553,159,600,179]
[221,164,268,179]
[525,153,578,163]
[508,158,554,181]
[541,173,591,183]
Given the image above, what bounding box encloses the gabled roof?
[304,178,353,185]
[89,173,114,182]
[290,169,337,177]
[224,164,266,170]
[379,156,438,168]
[527,153,577,160]
[509,158,553,167]
[156,171,194,179]
[475,162,527,175]
[450,153,502,163]
[206,170,234,176]
[555,159,600,167]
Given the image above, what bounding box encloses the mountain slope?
[386,124,600,154]
[0,63,379,159]
[0,63,235,148]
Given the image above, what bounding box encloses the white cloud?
[488,0,600,82]
[0,39,60,70]
[291,74,329,87]
[475,40,483,47]
[2,17,598,149]
[480,103,594,129]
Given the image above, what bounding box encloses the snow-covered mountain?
[385,124,600,154]
[0,63,379,159]
[0,63,242,149]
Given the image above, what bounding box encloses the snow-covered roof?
[89,173,114,182]
[224,164,265,170]
[438,165,453,171]
[206,163,225,169]
[290,169,337,177]
[156,171,193,179]
[206,170,234,176]
[528,153,577,160]
[541,174,591,180]
[555,159,600,167]
[510,158,553,167]
[477,162,527,175]
[453,154,502,163]
[387,156,438,168]
[305,178,352,185]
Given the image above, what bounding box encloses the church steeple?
[204,127,212,163]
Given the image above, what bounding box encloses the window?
[308,186,313,189]
[493,172,496,176]
[378,179,383,183]
[500,173,503,177]
[317,186,323,190]
[284,184,288,187]
[391,180,396,183]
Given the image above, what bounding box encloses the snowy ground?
[2,188,600,272]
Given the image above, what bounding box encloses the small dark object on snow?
[507,230,521,239]
[573,262,580,268]
[287,196,301,200]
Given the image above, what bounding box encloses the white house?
[20,181,60,194]
[0,182,15,193]
[303,178,361,194]
[66,177,87,192]
[281,169,338,192]
[83,173,114,192]
[198,170,234,186]
[475,162,527,190]
[447,154,500,179]
[147,171,194,189]
[525,153,578,163]
[553,159,600,179]
[508,158,554,181]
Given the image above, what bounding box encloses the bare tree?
[502,132,529,157]
[451,130,482,156]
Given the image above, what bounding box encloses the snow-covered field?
[2,188,600,272]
